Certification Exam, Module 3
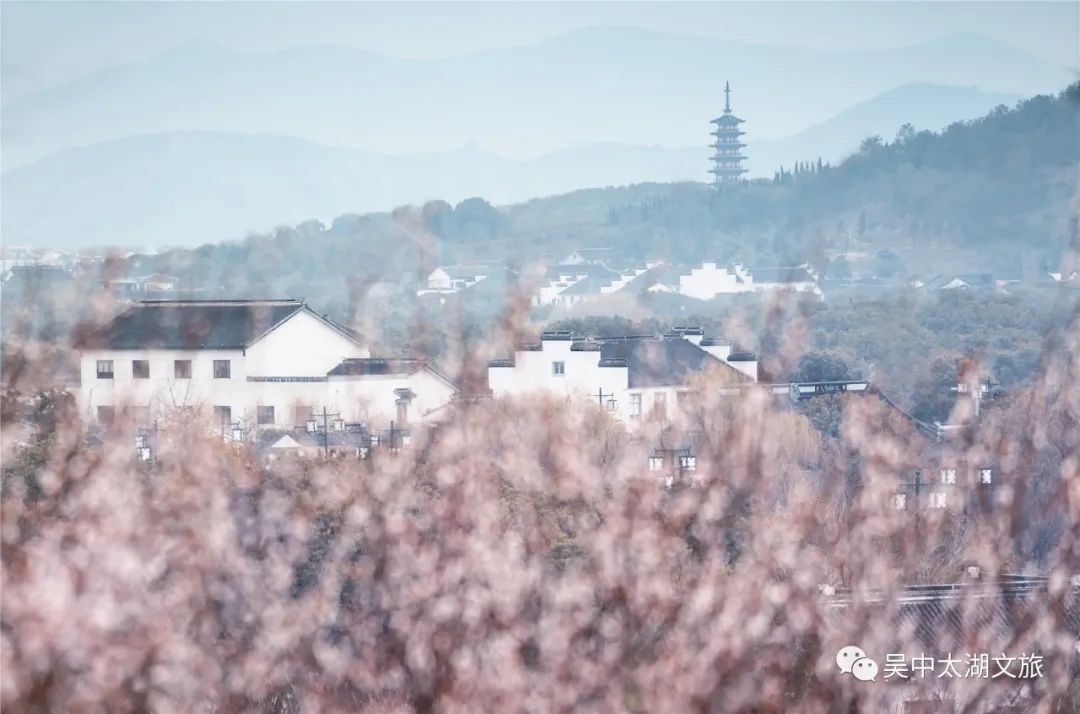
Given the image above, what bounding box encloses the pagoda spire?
[709,80,747,186]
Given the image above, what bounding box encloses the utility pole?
[136,419,159,465]
[594,387,614,410]
[952,377,990,418]
[898,470,927,551]
[309,407,341,461]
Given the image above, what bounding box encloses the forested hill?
[496,83,1079,274]
[130,84,1078,306]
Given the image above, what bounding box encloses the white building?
[562,248,615,266]
[75,299,456,434]
[532,262,665,307]
[418,266,488,296]
[488,328,758,424]
[678,262,821,300]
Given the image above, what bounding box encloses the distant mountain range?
[0,82,1029,249]
[1,27,1067,170]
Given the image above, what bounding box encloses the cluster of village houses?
[416,248,1080,306]
[71,295,997,514]
[74,299,761,434]
[5,243,1077,311]
[420,248,822,304]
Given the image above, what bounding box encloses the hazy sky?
[2,1,1077,101]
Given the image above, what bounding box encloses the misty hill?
[1,83,1023,249]
[752,83,1019,174]
[1,27,1068,170]
[121,85,1077,310]
[0,134,704,249]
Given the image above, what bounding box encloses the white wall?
[79,308,370,430]
[679,262,748,300]
[727,358,759,381]
[79,348,249,425]
[328,368,456,426]
[488,335,760,426]
[489,339,630,418]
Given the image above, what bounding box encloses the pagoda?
[709,81,748,185]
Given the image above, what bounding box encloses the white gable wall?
[679,262,748,300]
[246,309,368,377]
[489,340,629,418]
[328,367,456,426]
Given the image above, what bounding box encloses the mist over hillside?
[0,84,1023,249]
[1,27,1066,171]
[112,85,1077,310]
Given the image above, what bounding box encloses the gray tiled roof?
[327,358,425,376]
[600,337,750,387]
[751,266,816,284]
[74,300,361,350]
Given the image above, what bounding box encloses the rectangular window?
[293,405,313,428]
[929,492,948,509]
[257,406,275,425]
[679,455,697,472]
[892,494,907,511]
[653,392,667,419]
[130,406,150,425]
[213,359,231,379]
[174,360,192,379]
[552,361,565,376]
[940,468,956,485]
[629,393,642,419]
[980,468,993,484]
[96,360,114,379]
[132,360,149,379]
[96,405,115,424]
[213,405,232,426]
[648,455,664,472]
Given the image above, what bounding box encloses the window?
[940,468,956,485]
[132,360,149,379]
[257,406,275,425]
[653,392,667,419]
[648,455,664,472]
[679,455,697,472]
[929,491,948,509]
[552,361,566,376]
[980,468,993,484]
[96,406,115,424]
[213,406,232,426]
[174,360,192,379]
[213,359,231,379]
[397,400,409,423]
[96,360,114,379]
[130,406,150,425]
[892,494,907,510]
[294,405,313,428]
[629,393,642,419]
